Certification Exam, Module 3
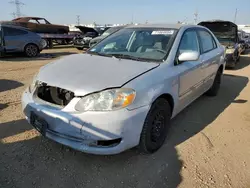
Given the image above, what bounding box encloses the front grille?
[36,84,74,106]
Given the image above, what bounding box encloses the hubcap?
[26,45,37,57]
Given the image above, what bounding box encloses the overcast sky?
[1,0,250,25]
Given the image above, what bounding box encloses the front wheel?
[206,70,222,97]
[24,44,39,57]
[139,98,172,154]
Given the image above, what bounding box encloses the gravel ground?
[0,48,250,188]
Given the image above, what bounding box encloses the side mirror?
[178,51,199,62]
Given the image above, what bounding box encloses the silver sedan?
[22,24,225,155]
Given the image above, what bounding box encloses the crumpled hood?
[75,26,99,35]
[37,54,159,96]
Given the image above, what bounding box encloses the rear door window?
[197,30,217,53]
[3,27,28,36]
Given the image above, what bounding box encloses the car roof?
[126,23,201,30]
[13,17,44,20]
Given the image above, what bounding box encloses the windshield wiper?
[108,53,152,62]
[87,52,160,62]
[87,51,112,57]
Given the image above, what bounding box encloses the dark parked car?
[73,26,102,50]
[1,17,69,34]
[198,20,244,68]
[0,24,43,57]
[89,26,126,47]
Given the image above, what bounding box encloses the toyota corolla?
[22,24,225,155]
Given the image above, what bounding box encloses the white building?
[238,25,250,34]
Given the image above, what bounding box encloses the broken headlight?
[226,49,235,54]
[28,74,38,93]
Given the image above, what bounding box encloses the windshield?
[88,28,177,62]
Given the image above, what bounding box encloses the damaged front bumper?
[225,52,238,68]
[21,89,150,155]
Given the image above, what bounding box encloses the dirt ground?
[0,48,250,188]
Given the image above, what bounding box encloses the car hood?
[90,36,105,42]
[37,54,159,96]
[89,36,105,45]
[198,21,237,41]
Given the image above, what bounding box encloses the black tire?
[77,47,83,50]
[24,44,39,57]
[206,70,222,97]
[139,98,172,154]
[236,54,240,62]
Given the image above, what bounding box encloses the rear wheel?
[139,98,172,154]
[24,44,39,57]
[206,69,222,97]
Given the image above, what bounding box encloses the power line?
[10,12,16,19]
[9,0,25,18]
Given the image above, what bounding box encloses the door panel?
[178,61,204,99]
[197,29,221,88]
[176,29,204,108]
[3,27,27,52]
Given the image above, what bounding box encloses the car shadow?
[168,74,248,146]
[0,74,248,188]
[226,50,250,70]
[52,45,74,49]
[0,79,24,92]
[0,52,77,62]
[0,103,8,111]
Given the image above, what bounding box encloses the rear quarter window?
[3,27,28,36]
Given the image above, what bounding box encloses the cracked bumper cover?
[22,90,150,155]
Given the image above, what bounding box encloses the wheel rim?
[26,45,37,57]
[41,39,47,49]
[151,110,166,143]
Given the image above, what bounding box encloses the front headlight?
[226,48,235,54]
[28,74,38,93]
[75,88,136,112]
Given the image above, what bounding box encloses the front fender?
[124,64,179,114]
